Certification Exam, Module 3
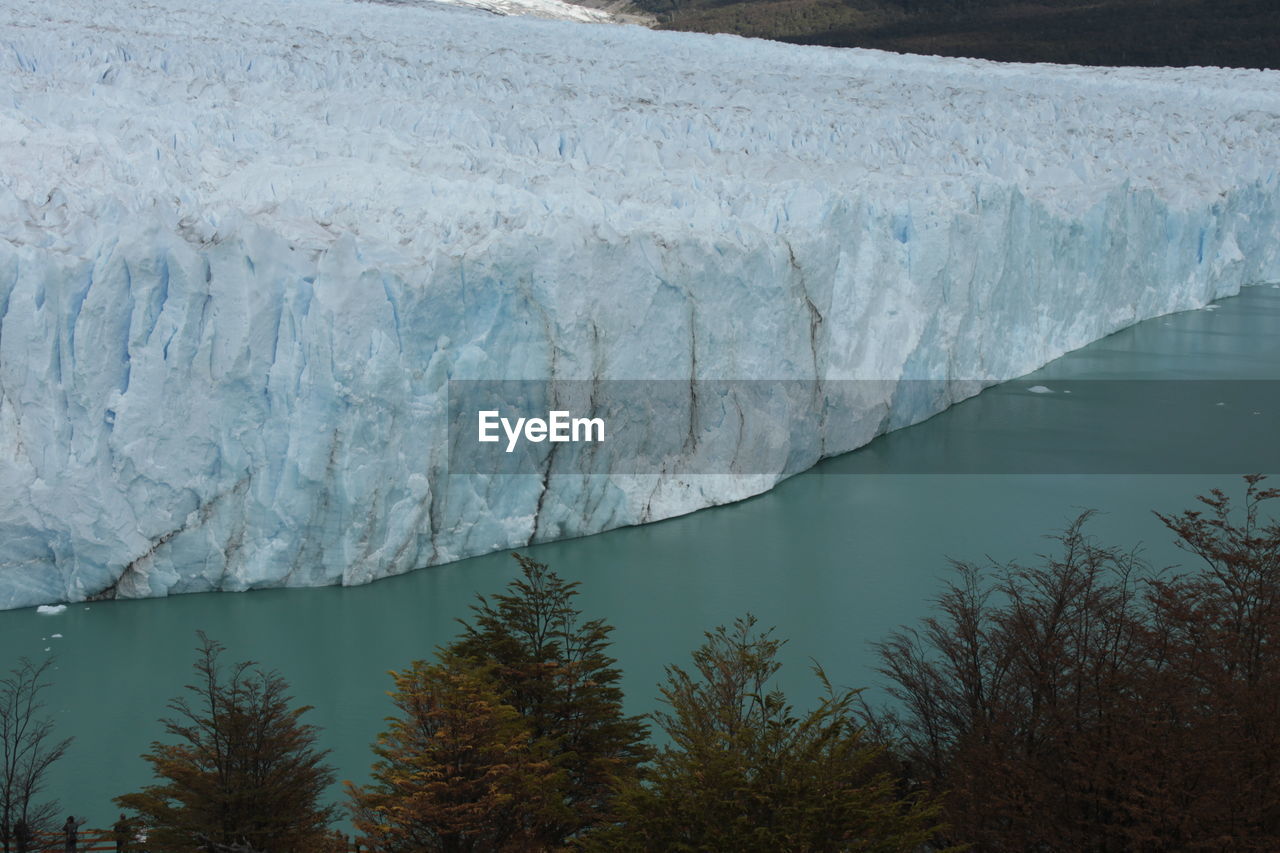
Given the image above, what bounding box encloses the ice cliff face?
[1,0,1279,608]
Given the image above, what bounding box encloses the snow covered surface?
[1,0,1279,608]
[364,0,618,24]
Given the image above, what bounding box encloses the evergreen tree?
[444,554,650,845]
[587,615,944,852]
[348,653,562,852]
[116,634,335,853]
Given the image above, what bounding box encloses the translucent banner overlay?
[446,379,1280,475]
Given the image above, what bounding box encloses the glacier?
[364,0,626,25]
[1,0,1279,609]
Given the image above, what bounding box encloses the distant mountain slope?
[640,0,1280,69]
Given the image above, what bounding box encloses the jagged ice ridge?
[1,0,1278,608]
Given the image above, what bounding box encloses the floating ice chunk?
[36,605,67,615]
[1028,386,1054,394]
[51,633,63,638]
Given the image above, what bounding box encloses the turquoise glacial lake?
[2,285,1278,827]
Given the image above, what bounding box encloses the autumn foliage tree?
[876,476,1280,851]
[116,634,336,853]
[348,653,562,852]
[443,554,650,845]
[587,615,945,852]
[350,554,649,849]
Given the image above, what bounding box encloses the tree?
[443,554,650,845]
[876,512,1150,850]
[876,477,1280,851]
[348,653,563,852]
[587,615,945,852]
[1142,474,1280,846]
[0,657,71,853]
[116,633,336,853]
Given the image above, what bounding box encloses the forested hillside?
[639,0,1279,69]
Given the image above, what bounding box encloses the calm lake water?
[3,285,1278,827]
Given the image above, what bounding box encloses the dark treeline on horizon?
[641,0,1280,70]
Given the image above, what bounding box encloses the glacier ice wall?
[1,0,1279,608]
